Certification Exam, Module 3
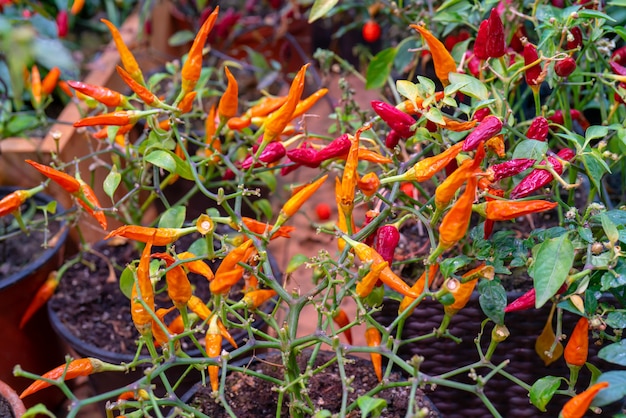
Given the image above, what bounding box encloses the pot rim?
[0,377,27,417]
[0,186,69,290]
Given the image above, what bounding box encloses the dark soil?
[49,233,271,356]
[0,207,62,280]
[0,396,15,418]
[190,350,440,418]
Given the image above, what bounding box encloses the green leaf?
[417,76,436,96]
[440,255,472,278]
[425,107,445,125]
[22,403,56,418]
[286,253,310,274]
[447,72,489,100]
[42,201,57,215]
[256,170,277,193]
[103,166,121,200]
[145,149,194,180]
[158,205,186,229]
[585,125,609,144]
[614,25,626,42]
[529,376,562,411]
[478,280,507,325]
[312,410,332,418]
[6,114,39,136]
[308,0,339,23]
[581,150,610,192]
[168,30,195,47]
[252,198,273,220]
[512,139,549,163]
[606,311,626,329]
[396,80,418,102]
[119,267,134,299]
[357,395,387,418]
[592,371,626,406]
[599,340,626,366]
[530,234,574,308]
[577,9,616,21]
[366,48,397,90]
[601,212,620,244]
[188,238,208,257]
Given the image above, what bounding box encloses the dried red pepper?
[560,382,609,418]
[485,158,535,181]
[509,148,575,199]
[462,115,502,151]
[526,116,550,141]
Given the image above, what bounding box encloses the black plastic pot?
[0,186,69,410]
[47,237,282,409]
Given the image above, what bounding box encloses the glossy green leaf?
[308,0,339,23]
[581,150,610,192]
[425,107,445,125]
[397,80,418,102]
[606,311,626,329]
[578,9,615,21]
[158,205,186,229]
[286,253,309,274]
[512,139,549,164]
[103,166,121,200]
[357,395,387,418]
[119,267,134,299]
[592,371,626,406]
[530,234,574,308]
[601,212,620,244]
[599,340,626,366]
[447,72,488,100]
[145,150,194,180]
[529,376,562,411]
[440,255,472,278]
[252,198,273,220]
[366,48,397,90]
[478,280,507,325]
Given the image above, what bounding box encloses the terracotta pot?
[0,187,69,410]
[0,378,27,417]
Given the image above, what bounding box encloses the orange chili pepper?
[67,81,127,107]
[102,19,145,85]
[332,308,353,344]
[0,189,31,218]
[440,116,477,132]
[236,217,295,239]
[217,66,238,121]
[73,110,147,127]
[443,277,478,316]
[20,358,108,399]
[560,382,609,418]
[77,180,108,230]
[485,134,505,157]
[41,67,60,95]
[399,264,439,315]
[116,389,149,402]
[262,63,309,143]
[355,260,389,298]
[215,240,253,273]
[210,240,255,295]
[25,160,81,194]
[152,306,177,347]
[105,225,192,246]
[58,80,73,97]
[276,174,328,225]
[357,172,380,198]
[177,91,197,114]
[411,24,457,85]
[429,176,477,263]
[365,327,382,381]
[475,199,558,221]
[339,132,360,218]
[177,252,214,281]
[204,105,222,162]
[20,271,59,329]
[187,296,237,348]
[70,0,85,15]
[564,317,589,368]
[290,88,328,120]
[152,253,192,309]
[356,148,393,165]
[385,142,464,184]
[242,289,276,309]
[30,65,42,108]
[434,144,484,212]
[116,66,162,107]
[206,315,222,392]
[181,7,219,95]
[132,237,155,335]
[92,124,135,140]
[227,96,288,131]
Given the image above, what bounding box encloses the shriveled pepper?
[19,358,115,398]
[20,271,59,329]
[217,66,238,121]
[332,309,353,344]
[205,315,222,392]
[365,326,383,381]
[371,100,416,139]
[484,158,535,181]
[105,225,193,245]
[102,19,145,85]
[180,7,219,95]
[411,24,457,85]
[560,382,609,418]
[462,115,502,151]
[474,199,558,221]
[510,148,575,199]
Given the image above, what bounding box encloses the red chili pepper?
[316,134,353,162]
[526,116,550,141]
[286,144,320,168]
[385,129,402,149]
[77,181,108,230]
[20,358,108,398]
[67,81,128,107]
[20,271,59,329]
[371,100,416,139]
[485,8,506,58]
[485,158,536,181]
[362,19,381,43]
[504,283,568,312]
[462,115,502,151]
[180,7,219,95]
[555,57,577,77]
[374,224,400,265]
[560,382,609,418]
[566,26,583,50]
[332,309,353,344]
[56,10,68,38]
[365,327,382,381]
[0,189,31,218]
[473,108,491,122]
[510,148,575,199]
[362,210,379,247]
[564,317,589,368]
[473,20,489,60]
[523,41,543,86]
[612,45,626,66]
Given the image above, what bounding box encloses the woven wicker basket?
[374,292,621,418]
